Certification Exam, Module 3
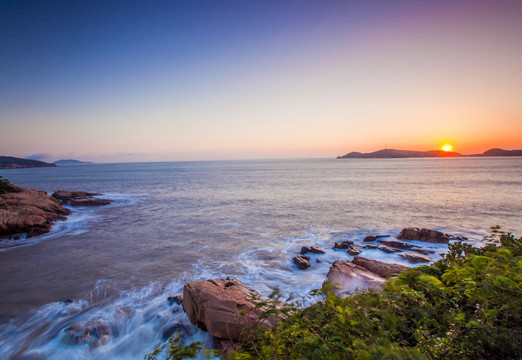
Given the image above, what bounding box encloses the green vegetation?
[0,176,16,194]
[148,230,521,359]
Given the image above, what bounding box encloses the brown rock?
[397,227,450,243]
[300,246,326,255]
[168,294,183,305]
[377,239,415,250]
[0,185,72,239]
[324,260,386,295]
[378,246,402,253]
[182,278,276,341]
[333,240,354,249]
[293,255,311,270]
[399,252,431,263]
[52,190,100,202]
[363,234,391,242]
[411,247,435,255]
[352,256,408,277]
[347,246,361,256]
[363,244,379,249]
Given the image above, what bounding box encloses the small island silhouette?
[337,148,522,159]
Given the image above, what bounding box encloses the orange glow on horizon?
[442,144,453,152]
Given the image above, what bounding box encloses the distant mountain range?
[337,148,522,159]
[53,159,93,165]
[0,156,56,169]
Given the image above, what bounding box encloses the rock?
[62,319,115,347]
[70,198,112,206]
[351,256,408,277]
[293,255,311,270]
[182,278,277,341]
[324,260,386,295]
[363,234,391,242]
[333,240,354,249]
[397,227,450,243]
[300,246,326,255]
[347,246,361,256]
[167,295,183,305]
[377,239,415,250]
[399,252,431,263]
[52,190,111,207]
[0,185,72,239]
[161,321,195,340]
[378,246,402,253]
[316,258,322,263]
[411,247,435,255]
[363,244,379,249]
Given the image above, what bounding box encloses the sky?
[1,0,521,162]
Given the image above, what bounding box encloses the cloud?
[25,153,52,161]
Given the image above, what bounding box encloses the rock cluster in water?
[52,190,112,206]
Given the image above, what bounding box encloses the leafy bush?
[0,176,15,195]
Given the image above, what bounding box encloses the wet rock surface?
[346,246,361,256]
[378,245,402,253]
[333,240,354,249]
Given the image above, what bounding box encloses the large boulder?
[351,256,408,277]
[324,260,386,295]
[397,228,450,243]
[0,185,72,239]
[182,278,276,341]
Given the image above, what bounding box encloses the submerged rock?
[399,252,431,263]
[62,319,115,347]
[300,246,326,255]
[377,239,415,250]
[167,294,183,305]
[397,227,450,243]
[363,244,379,249]
[325,260,386,295]
[0,185,72,239]
[363,234,391,242]
[293,255,311,270]
[351,256,408,277]
[182,278,278,341]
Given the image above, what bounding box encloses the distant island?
[337,148,522,159]
[53,159,93,165]
[0,156,56,169]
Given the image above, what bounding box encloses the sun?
[442,144,453,152]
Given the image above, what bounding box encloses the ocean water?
[0,157,521,359]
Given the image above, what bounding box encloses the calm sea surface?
[0,157,521,359]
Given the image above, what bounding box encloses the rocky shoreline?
[174,227,462,355]
[0,183,112,240]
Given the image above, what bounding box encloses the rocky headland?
[337,147,522,159]
[0,184,71,239]
[0,155,56,169]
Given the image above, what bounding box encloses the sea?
[0,157,521,359]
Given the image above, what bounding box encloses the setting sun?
[442,144,453,152]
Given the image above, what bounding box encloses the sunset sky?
[1,0,521,162]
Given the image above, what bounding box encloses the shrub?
[0,176,15,195]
